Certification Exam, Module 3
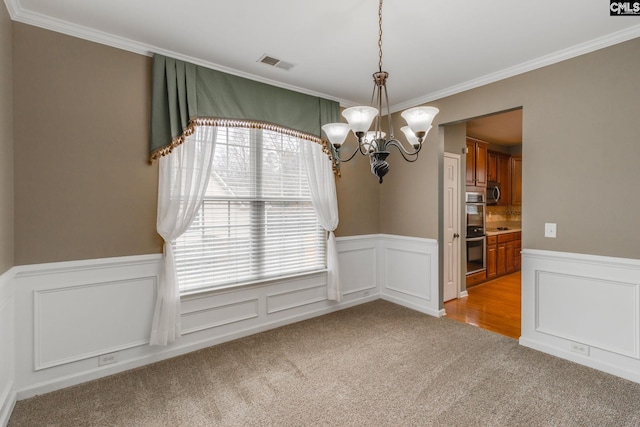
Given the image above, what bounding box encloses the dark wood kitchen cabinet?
[488,152,498,182]
[488,150,511,205]
[486,235,497,280]
[511,155,522,206]
[496,240,507,276]
[486,231,521,283]
[466,138,488,188]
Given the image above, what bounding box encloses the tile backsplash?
[486,205,522,225]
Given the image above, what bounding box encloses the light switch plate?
[545,223,557,238]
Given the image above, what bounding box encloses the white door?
[443,153,461,302]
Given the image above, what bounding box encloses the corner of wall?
[0,267,16,427]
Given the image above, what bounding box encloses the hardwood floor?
[443,272,521,339]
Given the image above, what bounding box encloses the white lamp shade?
[365,131,385,140]
[365,131,386,151]
[322,123,350,146]
[342,106,378,133]
[401,125,430,146]
[401,106,439,133]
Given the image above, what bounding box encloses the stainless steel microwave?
[487,181,501,205]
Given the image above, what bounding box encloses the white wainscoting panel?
[521,249,640,384]
[11,243,383,401]
[0,267,16,427]
[182,298,259,335]
[34,277,157,370]
[12,255,163,396]
[336,235,379,300]
[378,235,440,317]
[267,284,327,314]
[7,234,435,409]
[535,270,639,358]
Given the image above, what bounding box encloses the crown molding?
[3,0,18,18]
[390,24,640,113]
[5,0,638,112]
[4,0,355,107]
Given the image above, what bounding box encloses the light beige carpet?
[9,300,640,426]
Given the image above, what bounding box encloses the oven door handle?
[466,236,486,242]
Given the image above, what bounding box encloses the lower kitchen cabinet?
[486,235,497,280]
[485,231,521,283]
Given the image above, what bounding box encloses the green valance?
[150,54,340,159]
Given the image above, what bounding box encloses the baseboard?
[0,386,16,427]
[380,294,442,318]
[519,337,640,384]
[0,267,15,427]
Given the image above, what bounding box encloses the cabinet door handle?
[453,233,460,239]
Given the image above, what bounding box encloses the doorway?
[443,153,461,302]
[441,108,523,339]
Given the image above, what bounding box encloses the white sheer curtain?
[150,126,217,345]
[301,141,342,301]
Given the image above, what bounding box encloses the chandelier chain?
[378,0,383,72]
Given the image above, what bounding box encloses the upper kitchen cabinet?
[488,150,511,205]
[511,154,522,205]
[466,138,488,188]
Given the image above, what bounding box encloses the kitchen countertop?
[485,228,521,236]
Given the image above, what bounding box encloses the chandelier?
[321,0,439,184]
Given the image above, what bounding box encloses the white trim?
[32,276,158,371]
[5,2,353,108]
[335,234,380,243]
[266,284,328,314]
[519,337,640,385]
[521,249,640,384]
[391,24,640,113]
[0,386,16,427]
[13,254,162,278]
[0,267,16,427]
[7,1,639,112]
[181,299,259,335]
[533,270,639,359]
[9,249,378,400]
[15,295,369,401]
[521,248,640,269]
[379,235,440,317]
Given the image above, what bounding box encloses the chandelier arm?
[386,139,421,162]
[359,143,371,156]
[333,145,363,163]
[382,80,394,138]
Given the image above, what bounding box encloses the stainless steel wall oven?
[465,192,486,275]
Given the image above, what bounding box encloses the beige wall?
[0,2,14,273]
[334,136,380,236]
[13,24,163,265]
[381,38,640,259]
[9,20,640,263]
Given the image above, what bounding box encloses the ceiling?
[5,0,640,114]
[466,109,523,146]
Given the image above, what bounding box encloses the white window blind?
[173,126,326,293]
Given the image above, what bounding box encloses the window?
[173,126,326,293]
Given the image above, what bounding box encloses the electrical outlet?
[99,352,119,366]
[545,223,557,238]
[570,342,590,356]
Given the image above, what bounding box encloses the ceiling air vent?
[257,54,294,71]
